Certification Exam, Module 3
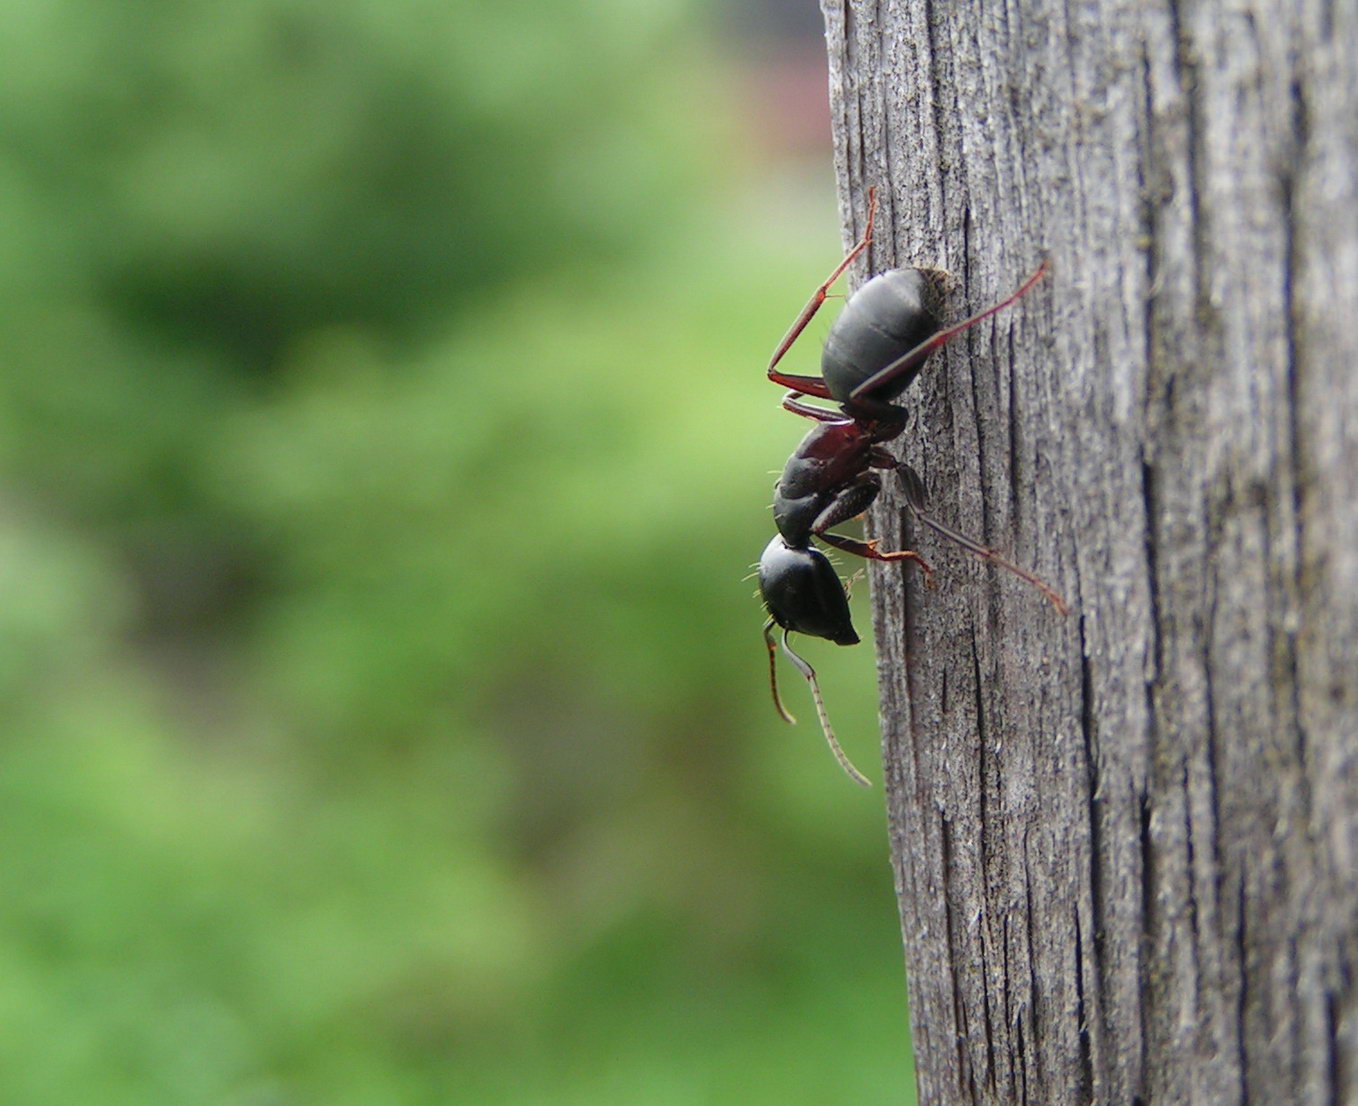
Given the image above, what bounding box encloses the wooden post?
[821,0,1358,1101]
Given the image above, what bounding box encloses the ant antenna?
[775,627,872,787]
[763,619,796,725]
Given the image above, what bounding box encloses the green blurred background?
[0,2,914,1102]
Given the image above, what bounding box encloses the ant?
[757,188,1067,786]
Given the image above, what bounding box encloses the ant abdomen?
[821,268,938,404]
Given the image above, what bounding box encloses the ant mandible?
[757,188,1067,787]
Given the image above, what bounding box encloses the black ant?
[757,188,1067,786]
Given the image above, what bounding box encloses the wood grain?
[820,0,1358,1101]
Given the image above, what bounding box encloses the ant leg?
[768,188,879,382]
[764,618,797,724]
[818,532,934,580]
[811,475,936,581]
[779,629,872,787]
[782,392,850,423]
[893,461,1069,615]
[771,373,835,400]
[848,258,1049,403]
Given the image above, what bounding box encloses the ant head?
[757,536,859,646]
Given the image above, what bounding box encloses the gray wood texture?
[819,0,1358,1102]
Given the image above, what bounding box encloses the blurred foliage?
[0,1,914,1103]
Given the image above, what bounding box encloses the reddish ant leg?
[768,188,880,384]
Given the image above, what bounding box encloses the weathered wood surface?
[820,0,1358,1102]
